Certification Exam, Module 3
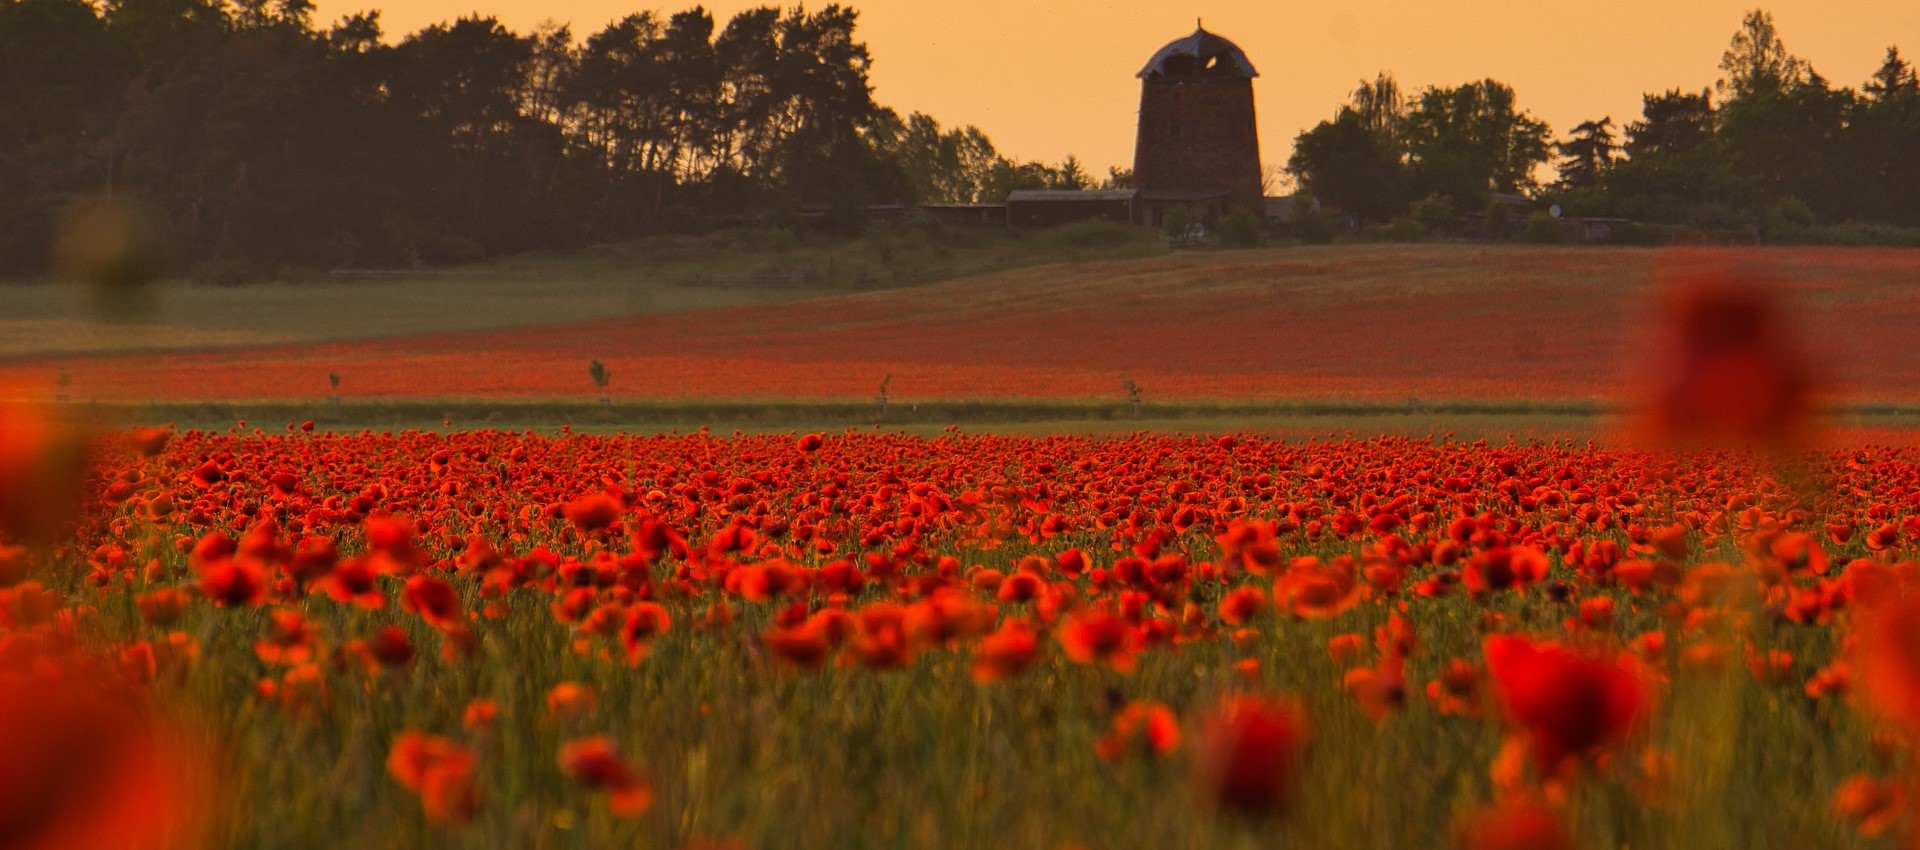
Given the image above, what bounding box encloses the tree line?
[1288,10,1920,241]
[0,0,1101,277]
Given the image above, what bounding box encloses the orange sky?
[314,1,1920,174]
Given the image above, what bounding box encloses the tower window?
[1171,117,1180,138]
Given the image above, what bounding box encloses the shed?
[1005,189,1139,228]
[921,204,1008,227]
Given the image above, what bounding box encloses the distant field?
[0,221,1165,358]
[7,244,1920,406]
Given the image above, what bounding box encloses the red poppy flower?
[463,699,499,730]
[621,602,671,665]
[972,619,1039,682]
[0,403,86,544]
[321,559,384,609]
[1464,547,1550,595]
[1831,774,1903,838]
[1190,695,1308,816]
[198,559,269,608]
[546,682,597,721]
[1094,700,1181,761]
[1058,609,1140,673]
[1454,796,1572,850]
[559,736,652,816]
[369,626,415,668]
[387,732,477,825]
[1278,558,1362,619]
[1218,586,1267,625]
[851,603,915,669]
[764,623,832,669]
[1854,595,1920,730]
[1484,635,1648,772]
[400,575,463,629]
[564,493,623,533]
[1641,267,1815,446]
[0,661,212,850]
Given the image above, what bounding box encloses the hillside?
[7,244,1920,405]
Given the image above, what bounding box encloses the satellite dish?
[1549,204,1563,219]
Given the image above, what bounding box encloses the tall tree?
[1718,9,1810,100]
[1624,89,1714,158]
[1555,117,1616,190]
[1400,79,1552,202]
[1865,46,1919,101]
[1287,108,1406,223]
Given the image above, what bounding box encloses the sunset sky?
[313,1,1920,175]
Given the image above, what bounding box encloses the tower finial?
[1196,17,1203,30]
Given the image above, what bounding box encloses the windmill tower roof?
[1137,25,1259,79]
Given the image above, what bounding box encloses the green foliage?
[1767,220,1920,247]
[1290,196,1337,244]
[1401,79,1554,202]
[1216,209,1263,247]
[1555,117,1617,190]
[1160,206,1197,240]
[1482,198,1512,240]
[1363,217,1426,243]
[1409,194,1459,233]
[1523,211,1564,244]
[588,359,610,391]
[1718,9,1811,100]
[1288,103,1406,224]
[0,2,912,276]
[1038,219,1149,251]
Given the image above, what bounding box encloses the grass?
[0,220,1167,358]
[50,398,1920,442]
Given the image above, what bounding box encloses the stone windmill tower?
[1132,23,1263,226]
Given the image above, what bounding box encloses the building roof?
[1005,189,1138,203]
[1137,188,1232,202]
[1138,26,1258,79]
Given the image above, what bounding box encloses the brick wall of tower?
[1132,77,1263,210]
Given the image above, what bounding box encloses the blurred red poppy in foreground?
[387,732,478,825]
[559,736,652,816]
[1852,594,1920,733]
[1454,795,1573,850]
[1485,635,1647,774]
[1094,700,1181,761]
[1190,695,1307,816]
[0,662,212,850]
[1640,262,1817,446]
[0,402,87,545]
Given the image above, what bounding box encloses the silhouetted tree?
[1400,79,1552,203]
[1555,117,1616,190]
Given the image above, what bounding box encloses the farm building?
[1005,189,1140,228]
[1133,25,1264,228]
[921,204,1008,227]
[999,24,1265,232]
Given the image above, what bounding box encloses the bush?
[1291,196,1336,244]
[1216,209,1263,247]
[1160,206,1196,240]
[1410,194,1459,234]
[1770,221,1920,247]
[1523,212,1564,244]
[1482,199,1512,241]
[1363,217,1425,243]
[1040,219,1143,250]
[1763,196,1816,238]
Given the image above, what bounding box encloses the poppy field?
[13,245,1920,405]
[8,406,1920,850]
